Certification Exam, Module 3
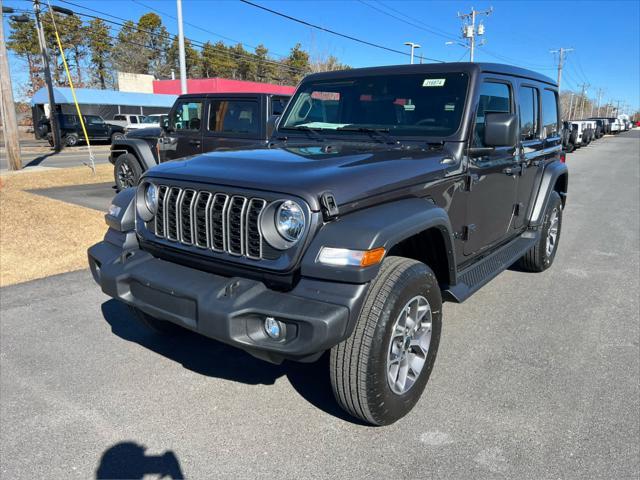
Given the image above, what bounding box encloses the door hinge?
[465,174,479,192]
[455,224,476,241]
[514,202,524,216]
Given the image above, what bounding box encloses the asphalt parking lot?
[0,143,110,171]
[1,131,638,479]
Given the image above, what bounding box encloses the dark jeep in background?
[110,93,290,190]
[89,63,568,425]
[41,113,126,147]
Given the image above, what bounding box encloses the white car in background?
[109,114,147,131]
[608,117,622,133]
[138,114,167,129]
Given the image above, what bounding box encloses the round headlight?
[144,182,158,213]
[276,200,305,242]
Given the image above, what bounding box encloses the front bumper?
[88,235,368,363]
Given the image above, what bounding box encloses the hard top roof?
[303,62,556,87]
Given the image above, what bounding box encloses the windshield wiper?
[337,126,399,145]
[288,125,326,142]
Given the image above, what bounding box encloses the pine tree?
[167,37,201,78]
[87,19,113,89]
[283,43,310,85]
[6,16,43,96]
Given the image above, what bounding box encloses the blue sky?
[3,0,639,112]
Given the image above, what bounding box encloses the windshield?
[142,116,160,124]
[84,115,103,124]
[280,72,469,138]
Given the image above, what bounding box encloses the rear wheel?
[518,191,562,272]
[64,133,79,147]
[111,132,125,143]
[129,306,185,335]
[330,256,442,426]
[114,153,143,190]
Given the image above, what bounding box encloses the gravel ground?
[1,130,638,479]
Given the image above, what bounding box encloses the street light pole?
[404,42,421,64]
[176,0,187,94]
[33,0,61,151]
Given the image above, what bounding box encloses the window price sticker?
[422,78,446,87]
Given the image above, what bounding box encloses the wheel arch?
[301,197,457,286]
[109,138,156,170]
[528,161,568,227]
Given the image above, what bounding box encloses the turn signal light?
[360,247,386,267]
[317,247,386,267]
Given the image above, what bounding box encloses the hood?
[145,142,453,211]
[125,127,161,139]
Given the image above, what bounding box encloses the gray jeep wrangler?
[89,63,568,425]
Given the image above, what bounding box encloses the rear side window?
[208,100,259,135]
[271,96,289,116]
[519,86,539,140]
[114,115,125,121]
[171,101,203,131]
[474,81,512,147]
[130,116,138,124]
[541,89,560,137]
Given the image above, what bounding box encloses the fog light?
[264,316,283,340]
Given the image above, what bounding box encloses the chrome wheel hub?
[386,295,432,395]
[546,208,559,257]
[118,163,135,187]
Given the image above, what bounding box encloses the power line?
[238,0,444,62]
[51,0,305,73]
[375,0,458,41]
[130,0,289,59]
[357,0,458,42]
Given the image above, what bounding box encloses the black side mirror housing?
[484,112,518,148]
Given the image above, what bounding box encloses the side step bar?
[443,233,538,303]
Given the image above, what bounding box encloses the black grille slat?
[194,192,211,248]
[246,199,266,259]
[155,186,168,237]
[210,194,228,252]
[151,186,273,260]
[227,196,247,256]
[179,189,196,244]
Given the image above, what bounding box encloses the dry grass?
[0,164,113,287]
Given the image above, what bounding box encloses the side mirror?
[484,112,518,147]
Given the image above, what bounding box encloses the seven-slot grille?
[154,185,267,260]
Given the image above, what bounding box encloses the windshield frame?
[277,70,471,143]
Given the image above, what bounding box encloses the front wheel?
[518,191,563,272]
[114,153,143,191]
[330,256,442,426]
[111,132,125,143]
[64,133,79,147]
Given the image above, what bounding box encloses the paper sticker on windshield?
[444,103,455,111]
[423,78,446,87]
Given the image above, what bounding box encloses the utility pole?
[595,88,603,116]
[176,0,187,94]
[549,47,573,91]
[578,83,589,119]
[33,0,61,152]
[457,7,492,62]
[568,93,575,119]
[0,3,22,169]
[615,100,621,117]
[404,42,421,64]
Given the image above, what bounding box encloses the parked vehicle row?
[562,115,634,152]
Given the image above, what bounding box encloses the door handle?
[502,165,522,176]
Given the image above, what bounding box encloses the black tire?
[129,306,185,335]
[47,133,54,147]
[330,256,442,426]
[114,153,143,190]
[64,133,79,147]
[111,132,125,143]
[565,143,575,153]
[518,191,562,272]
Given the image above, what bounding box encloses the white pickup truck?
[108,114,147,131]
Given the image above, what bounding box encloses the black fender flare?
[300,197,456,284]
[109,138,157,171]
[528,160,568,227]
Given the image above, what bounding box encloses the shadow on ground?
[96,441,183,479]
[101,300,364,424]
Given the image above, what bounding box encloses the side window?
[541,89,560,137]
[130,116,138,124]
[208,100,259,135]
[114,115,124,121]
[474,81,511,147]
[170,101,203,131]
[271,96,288,116]
[519,86,539,141]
